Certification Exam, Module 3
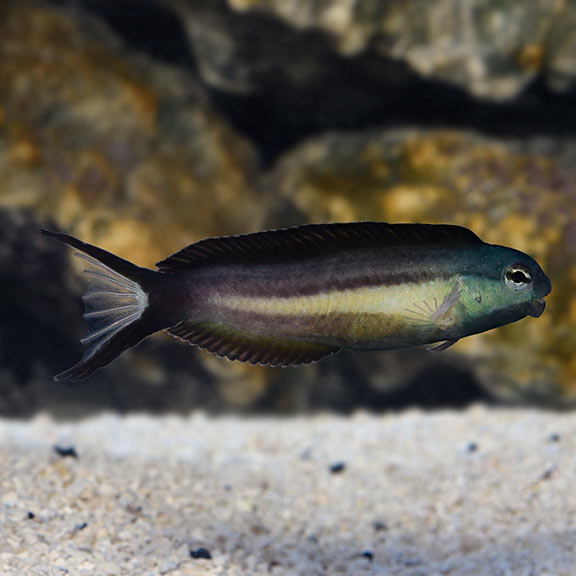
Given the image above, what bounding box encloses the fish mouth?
[528,299,546,318]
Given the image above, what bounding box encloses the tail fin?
[41,230,161,381]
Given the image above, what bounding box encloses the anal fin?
[167,320,340,366]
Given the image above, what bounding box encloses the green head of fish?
[457,244,551,337]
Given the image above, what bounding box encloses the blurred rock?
[220,0,576,100]
[544,6,576,93]
[44,0,576,169]
[0,0,265,269]
[169,0,359,95]
[265,129,576,404]
[164,0,420,160]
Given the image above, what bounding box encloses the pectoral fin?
[405,277,463,328]
[426,339,459,352]
[434,278,463,322]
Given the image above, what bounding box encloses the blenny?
[42,222,551,381]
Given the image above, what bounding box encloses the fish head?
[461,245,551,330]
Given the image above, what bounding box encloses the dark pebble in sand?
[466,442,478,453]
[307,534,319,544]
[362,550,374,561]
[53,445,79,459]
[541,466,556,481]
[26,511,35,520]
[190,547,212,560]
[329,461,346,474]
[373,520,388,532]
[548,433,561,442]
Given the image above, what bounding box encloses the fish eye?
[504,264,532,291]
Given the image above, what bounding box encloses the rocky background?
[1,0,576,416]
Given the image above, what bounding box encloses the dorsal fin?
[156,222,483,273]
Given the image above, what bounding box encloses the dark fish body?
[41,222,551,381]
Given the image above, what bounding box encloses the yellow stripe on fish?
[213,278,460,322]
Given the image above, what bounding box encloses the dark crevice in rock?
[210,69,576,167]
[0,211,83,384]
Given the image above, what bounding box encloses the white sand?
[1,406,575,575]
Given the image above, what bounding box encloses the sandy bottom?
[1,406,575,576]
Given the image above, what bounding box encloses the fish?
[41,222,551,381]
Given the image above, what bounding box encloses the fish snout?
[528,270,552,318]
